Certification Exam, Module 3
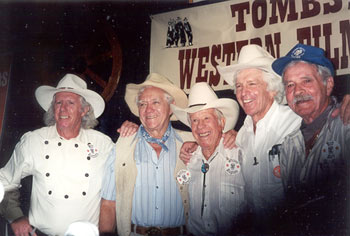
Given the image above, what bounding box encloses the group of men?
[0,43,349,236]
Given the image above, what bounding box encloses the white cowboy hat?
[64,221,99,236]
[35,74,105,118]
[171,82,239,132]
[217,44,280,86]
[124,73,188,121]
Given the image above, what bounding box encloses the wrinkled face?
[54,92,87,132]
[190,108,225,153]
[283,62,333,123]
[138,87,172,137]
[235,68,275,124]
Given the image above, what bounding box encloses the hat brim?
[272,56,335,76]
[217,57,276,86]
[171,98,239,132]
[125,76,188,121]
[35,86,105,118]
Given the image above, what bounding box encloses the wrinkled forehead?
[138,86,167,100]
[236,68,265,82]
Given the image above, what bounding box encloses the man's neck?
[302,98,331,124]
[57,127,80,140]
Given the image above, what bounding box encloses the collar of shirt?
[49,125,84,141]
[244,100,279,131]
[139,123,172,152]
[192,138,226,163]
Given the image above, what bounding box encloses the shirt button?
[82,191,86,196]
[122,163,126,166]
[156,186,159,189]
[85,173,89,177]
[45,155,49,159]
[58,142,62,146]
[156,166,159,169]
[48,190,52,195]
[64,195,69,199]
[44,141,49,145]
[87,156,91,160]
[75,144,79,148]
[155,206,159,210]
[46,173,50,177]
[184,200,187,203]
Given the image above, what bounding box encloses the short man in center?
[171,82,246,235]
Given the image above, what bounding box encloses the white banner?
[150,0,350,93]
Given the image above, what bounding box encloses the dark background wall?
[0,0,197,167]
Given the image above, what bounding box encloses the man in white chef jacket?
[0,74,114,236]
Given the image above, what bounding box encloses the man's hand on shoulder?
[222,129,238,149]
[11,216,37,236]
[180,142,198,165]
[117,120,139,137]
[332,94,350,125]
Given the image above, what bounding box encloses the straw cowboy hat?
[171,82,239,132]
[217,44,280,86]
[124,73,188,121]
[35,74,105,118]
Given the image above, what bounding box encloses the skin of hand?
[331,94,350,125]
[222,129,238,149]
[179,142,198,165]
[117,120,139,137]
[11,216,37,236]
[179,129,238,165]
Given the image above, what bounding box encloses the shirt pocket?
[219,183,245,215]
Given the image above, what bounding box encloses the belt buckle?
[146,226,162,235]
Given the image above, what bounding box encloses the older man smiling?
[171,82,245,235]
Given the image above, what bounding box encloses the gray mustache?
[293,94,313,104]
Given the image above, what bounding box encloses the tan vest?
[114,129,192,236]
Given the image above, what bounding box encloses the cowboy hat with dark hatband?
[217,44,281,86]
[171,82,239,132]
[124,73,188,121]
[35,73,105,118]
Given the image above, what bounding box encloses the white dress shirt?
[236,101,301,219]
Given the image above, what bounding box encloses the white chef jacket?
[186,138,246,236]
[0,125,113,236]
[236,101,301,218]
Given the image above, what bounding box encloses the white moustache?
[293,94,313,104]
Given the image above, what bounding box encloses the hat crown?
[57,74,87,90]
[288,43,324,59]
[188,82,218,107]
[237,44,274,64]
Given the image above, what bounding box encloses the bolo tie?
[201,161,209,217]
[200,153,217,217]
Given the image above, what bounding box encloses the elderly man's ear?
[326,76,334,96]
